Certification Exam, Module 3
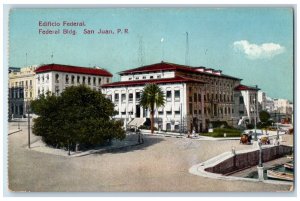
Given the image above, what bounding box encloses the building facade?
[102,62,258,132]
[35,64,113,97]
[273,98,293,115]
[9,65,37,118]
[234,85,260,128]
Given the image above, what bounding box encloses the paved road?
[7,121,293,192]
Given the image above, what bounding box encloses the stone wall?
[205,145,293,174]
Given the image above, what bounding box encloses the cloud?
[233,40,285,59]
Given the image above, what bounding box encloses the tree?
[140,84,165,134]
[31,85,125,151]
[259,110,271,123]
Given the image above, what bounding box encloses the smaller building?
[35,64,113,97]
[9,65,37,118]
[234,84,260,128]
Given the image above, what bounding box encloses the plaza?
[8,121,293,192]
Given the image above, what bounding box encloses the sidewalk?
[28,135,142,157]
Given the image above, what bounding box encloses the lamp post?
[180,102,183,135]
[276,111,280,145]
[18,117,20,130]
[257,141,264,181]
[254,97,257,141]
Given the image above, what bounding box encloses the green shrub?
[200,127,242,138]
[31,85,126,150]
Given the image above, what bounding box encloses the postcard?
[7,7,294,193]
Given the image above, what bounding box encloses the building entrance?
[136,105,141,117]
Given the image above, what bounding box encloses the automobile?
[240,130,270,145]
[240,133,252,144]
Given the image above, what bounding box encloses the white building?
[273,98,293,115]
[102,61,258,132]
[234,85,260,128]
[35,64,113,96]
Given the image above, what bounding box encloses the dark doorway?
[193,117,198,132]
[136,105,141,118]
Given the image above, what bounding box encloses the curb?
[8,129,22,135]
[71,141,143,157]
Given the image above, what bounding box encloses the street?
[8,121,292,192]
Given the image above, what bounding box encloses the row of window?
[54,74,109,85]
[10,90,33,99]
[186,77,234,89]
[10,88,24,99]
[119,110,181,116]
[10,105,24,115]
[188,93,234,103]
[111,90,181,102]
[128,74,162,81]
[189,104,234,116]
[113,92,141,102]
[12,80,33,88]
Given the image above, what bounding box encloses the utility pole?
[27,102,30,149]
[160,37,164,61]
[185,32,190,66]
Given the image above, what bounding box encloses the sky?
[9,7,294,101]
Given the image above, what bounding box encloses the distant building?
[265,96,275,113]
[257,91,267,111]
[273,98,293,115]
[35,64,113,97]
[264,97,293,123]
[102,61,259,132]
[9,65,38,118]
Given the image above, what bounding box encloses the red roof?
[35,64,113,77]
[102,76,206,88]
[235,84,260,91]
[119,61,241,80]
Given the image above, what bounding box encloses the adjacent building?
[102,61,260,132]
[35,64,113,97]
[9,63,113,118]
[9,65,37,118]
[234,85,260,128]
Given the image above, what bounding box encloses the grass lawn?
[200,128,242,138]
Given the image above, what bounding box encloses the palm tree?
[140,84,165,134]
